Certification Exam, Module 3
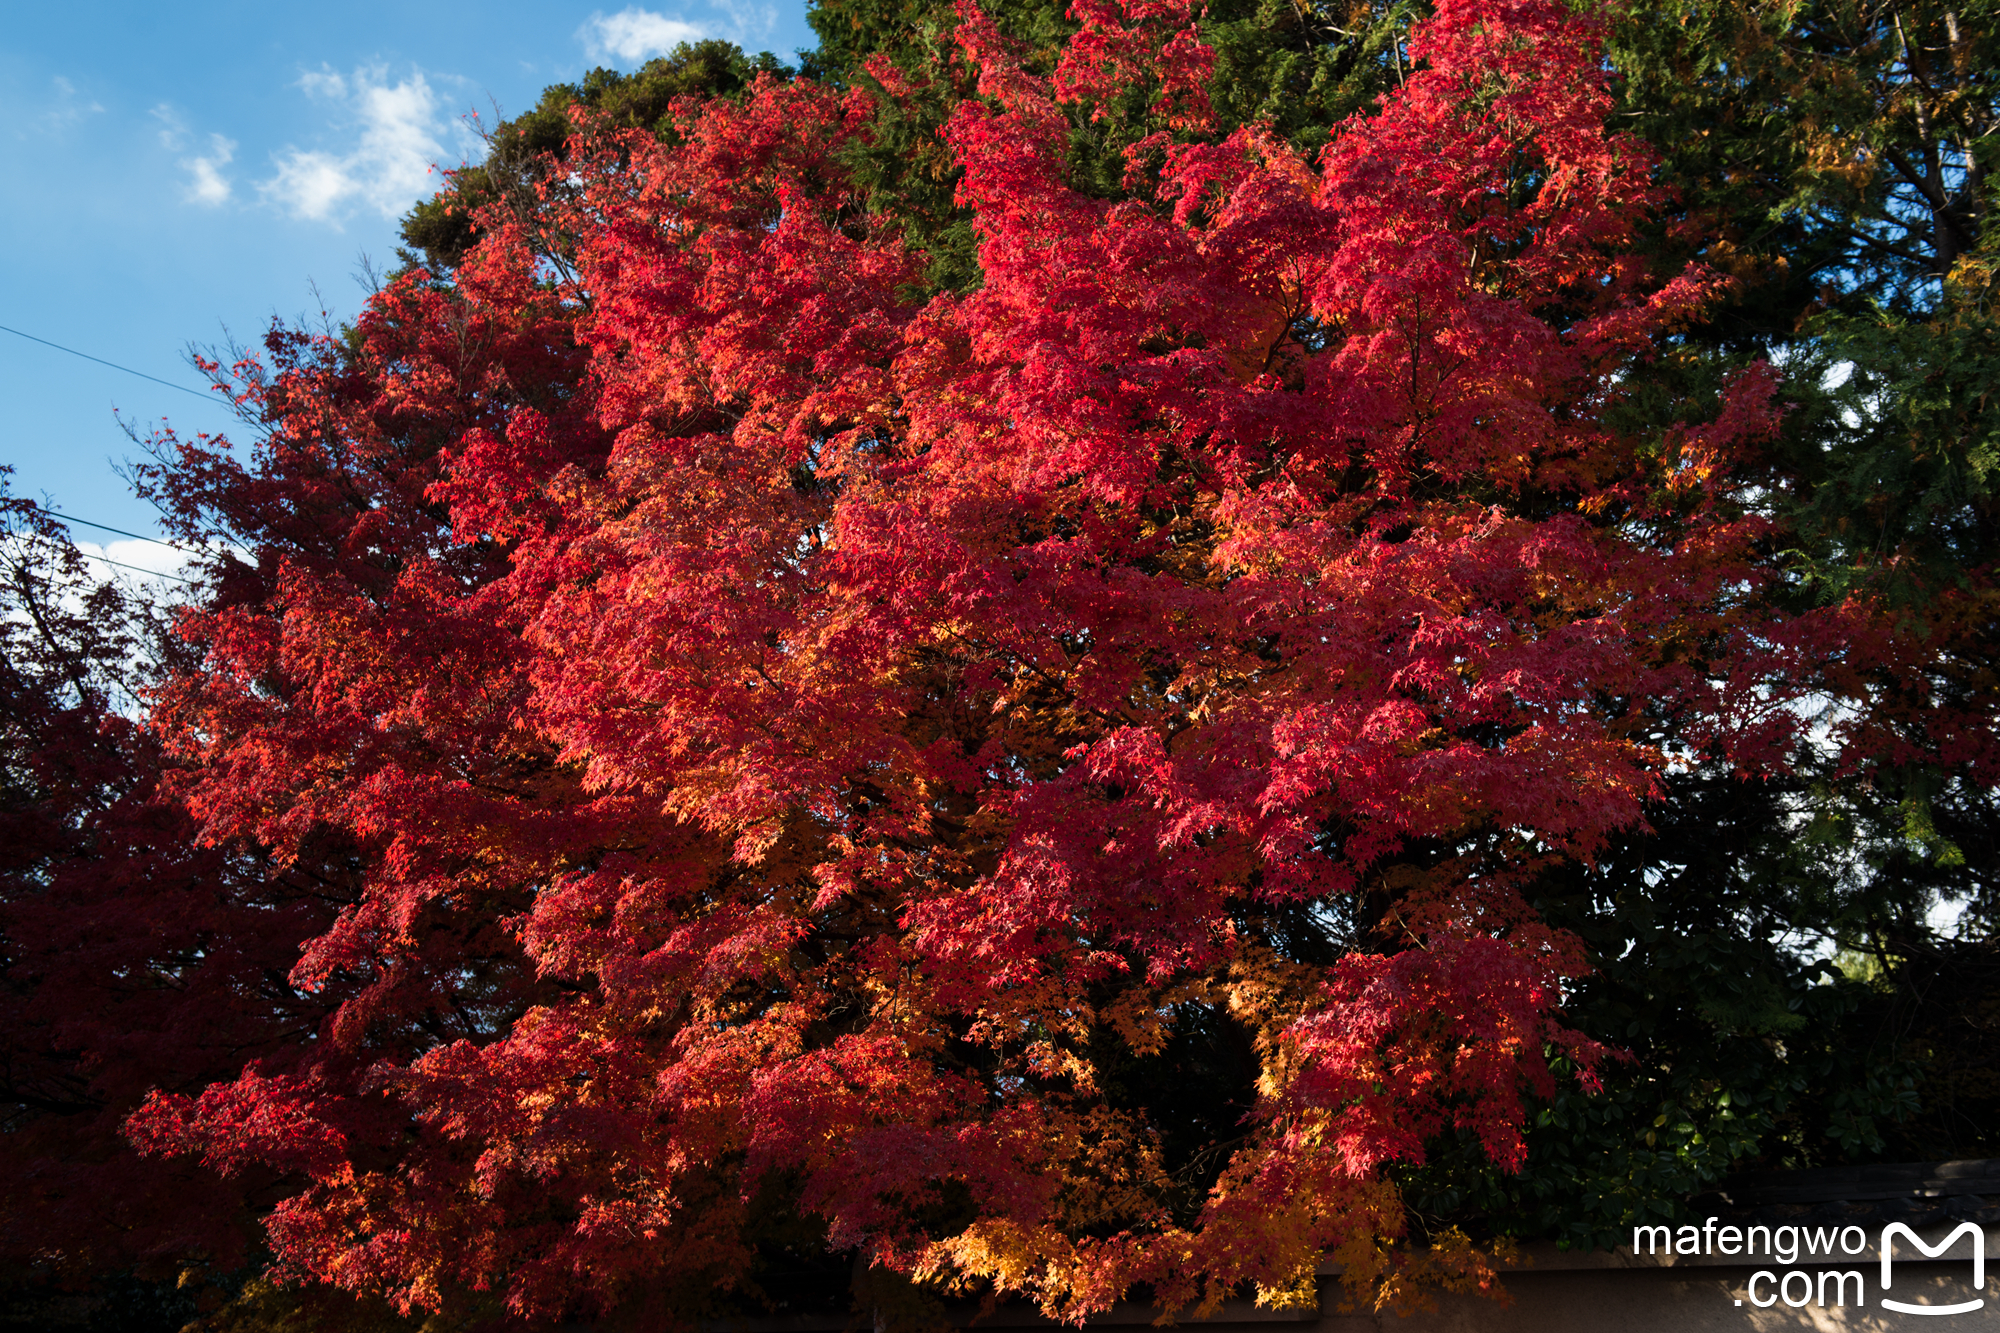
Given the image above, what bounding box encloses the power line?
[73,549,198,585]
[0,322,222,405]
[25,504,190,551]
[2,531,199,585]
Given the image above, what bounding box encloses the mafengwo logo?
[1631,1218,1987,1314]
[1881,1224,1988,1317]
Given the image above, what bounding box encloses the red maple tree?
[0,483,346,1304]
[59,0,1968,1325]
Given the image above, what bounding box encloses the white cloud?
[36,76,105,135]
[182,135,236,206]
[712,0,778,42]
[150,106,236,206]
[74,538,194,586]
[151,104,188,150]
[258,65,471,225]
[298,67,348,100]
[578,8,712,63]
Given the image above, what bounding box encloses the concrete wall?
[698,1225,1996,1333]
[1342,1262,1993,1331]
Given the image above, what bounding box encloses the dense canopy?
[4,0,1998,1329]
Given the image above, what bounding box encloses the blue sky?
[2,0,815,572]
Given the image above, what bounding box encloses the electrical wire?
[0,322,222,404]
[2,532,200,585]
[72,549,199,585]
[24,504,191,551]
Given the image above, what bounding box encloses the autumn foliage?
[7,0,1993,1328]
